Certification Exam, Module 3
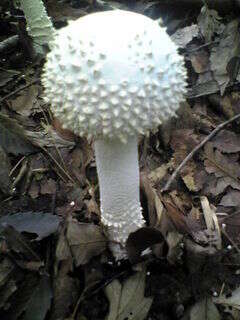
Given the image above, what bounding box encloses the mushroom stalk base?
[94,136,145,260]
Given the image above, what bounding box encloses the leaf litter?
[1,1,240,319]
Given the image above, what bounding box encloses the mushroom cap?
[42,10,187,142]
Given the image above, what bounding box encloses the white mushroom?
[42,10,187,259]
[19,0,54,53]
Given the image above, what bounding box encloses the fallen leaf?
[0,212,61,240]
[9,85,40,117]
[189,49,209,74]
[166,231,184,265]
[1,226,40,261]
[0,112,37,155]
[22,276,52,320]
[212,130,240,153]
[66,220,107,266]
[0,257,15,287]
[40,178,57,195]
[104,268,153,320]
[213,286,240,310]
[210,19,240,94]
[171,25,199,48]
[204,142,240,196]
[188,298,221,320]
[0,70,20,87]
[219,190,240,209]
[197,5,223,42]
[0,146,12,194]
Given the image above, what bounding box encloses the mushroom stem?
[20,0,55,53]
[94,136,145,259]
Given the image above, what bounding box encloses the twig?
[162,113,240,192]
[0,78,40,104]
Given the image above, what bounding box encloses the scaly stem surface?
[94,136,145,259]
[20,0,55,52]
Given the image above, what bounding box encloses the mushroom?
[42,10,187,259]
[20,0,54,53]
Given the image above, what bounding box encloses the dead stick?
[0,78,39,104]
[162,113,240,192]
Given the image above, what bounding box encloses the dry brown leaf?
[189,49,209,74]
[203,142,240,196]
[212,130,240,153]
[219,190,240,210]
[66,219,107,266]
[9,85,40,116]
[40,178,57,195]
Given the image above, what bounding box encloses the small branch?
[162,113,240,192]
[0,78,40,104]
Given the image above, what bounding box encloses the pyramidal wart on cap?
[42,10,187,260]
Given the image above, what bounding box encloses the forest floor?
[0,0,240,319]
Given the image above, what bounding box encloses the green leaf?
[104,268,153,320]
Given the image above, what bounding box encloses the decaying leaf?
[200,196,221,250]
[166,231,184,265]
[0,146,12,194]
[9,85,40,117]
[53,227,79,320]
[197,5,223,42]
[187,298,221,320]
[210,19,240,94]
[22,276,52,320]
[1,226,40,261]
[66,219,107,266]
[104,268,153,320]
[203,142,240,196]
[0,212,61,240]
[212,130,240,153]
[0,113,37,155]
[171,129,200,191]
[213,286,240,310]
[219,190,240,210]
[171,24,199,48]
